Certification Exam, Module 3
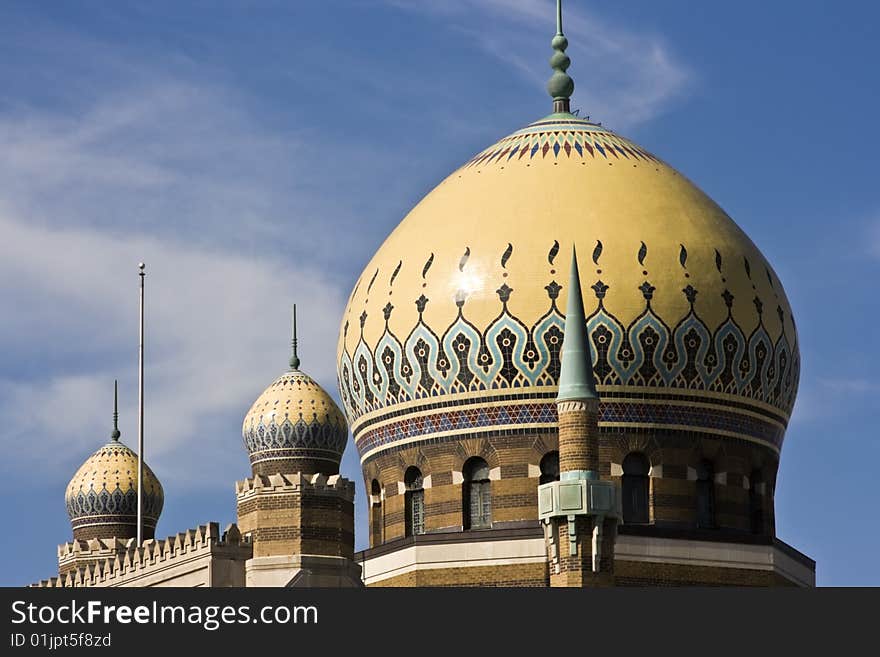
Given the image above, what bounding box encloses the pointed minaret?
[548,0,575,114]
[556,246,599,480]
[538,247,620,587]
[236,305,362,587]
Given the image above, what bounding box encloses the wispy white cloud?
[0,79,379,264]
[0,208,346,484]
[0,74,363,487]
[787,376,878,430]
[819,379,880,395]
[383,0,692,130]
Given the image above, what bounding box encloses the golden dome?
[242,368,349,475]
[337,113,799,464]
[65,438,164,539]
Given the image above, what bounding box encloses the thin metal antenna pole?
[137,262,145,546]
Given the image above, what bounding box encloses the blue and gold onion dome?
[337,21,800,466]
[242,329,348,476]
[65,421,163,540]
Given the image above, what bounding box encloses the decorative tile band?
[340,275,799,441]
[355,393,785,462]
[243,416,348,464]
[66,486,163,527]
[462,119,661,169]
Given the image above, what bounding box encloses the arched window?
[539,451,560,484]
[622,452,650,524]
[370,479,383,547]
[463,457,491,530]
[404,467,425,537]
[696,459,716,529]
[371,479,382,501]
[749,469,764,535]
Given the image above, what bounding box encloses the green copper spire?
[289,304,301,370]
[547,0,574,114]
[111,379,121,441]
[556,246,598,402]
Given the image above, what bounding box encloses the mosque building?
[32,1,814,588]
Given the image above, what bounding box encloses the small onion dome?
[243,306,349,476]
[242,369,348,476]
[65,383,163,541]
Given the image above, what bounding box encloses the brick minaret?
[236,306,361,587]
[538,248,620,587]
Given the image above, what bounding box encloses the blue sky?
[1,0,877,587]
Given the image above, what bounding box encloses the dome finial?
[547,0,574,114]
[111,379,121,441]
[289,304,301,370]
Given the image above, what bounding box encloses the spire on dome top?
[556,246,598,402]
[111,379,121,441]
[289,304,301,370]
[547,0,574,114]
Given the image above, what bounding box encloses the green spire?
[289,304,300,370]
[547,0,574,114]
[556,246,598,402]
[111,379,121,441]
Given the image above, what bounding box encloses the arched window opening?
[539,451,560,485]
[622,452,650,524]
[696,459,716,529]
[749,469,764,535]
[370,479,383,547]
[404,467,425,537]
[463,457,491,530]
[371,479,382,502]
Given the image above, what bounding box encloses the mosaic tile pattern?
[354,394,785,462]
[340,276,799,459]
[463,117,661,169]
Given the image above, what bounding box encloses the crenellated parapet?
[235,472,355,500]
[33,522,251,588]
[56,536,130,578]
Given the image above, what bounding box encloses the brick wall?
[614,560,797,587]
[362,428,780,551]
[251,457,339,477]
[236,476,355,560]
[363,432,558,544]
[72,522,154,542]
[368,562,548,587]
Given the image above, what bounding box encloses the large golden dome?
[337,112,799,465]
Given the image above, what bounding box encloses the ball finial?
[289,304,301,370]
[547,0,574,114]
